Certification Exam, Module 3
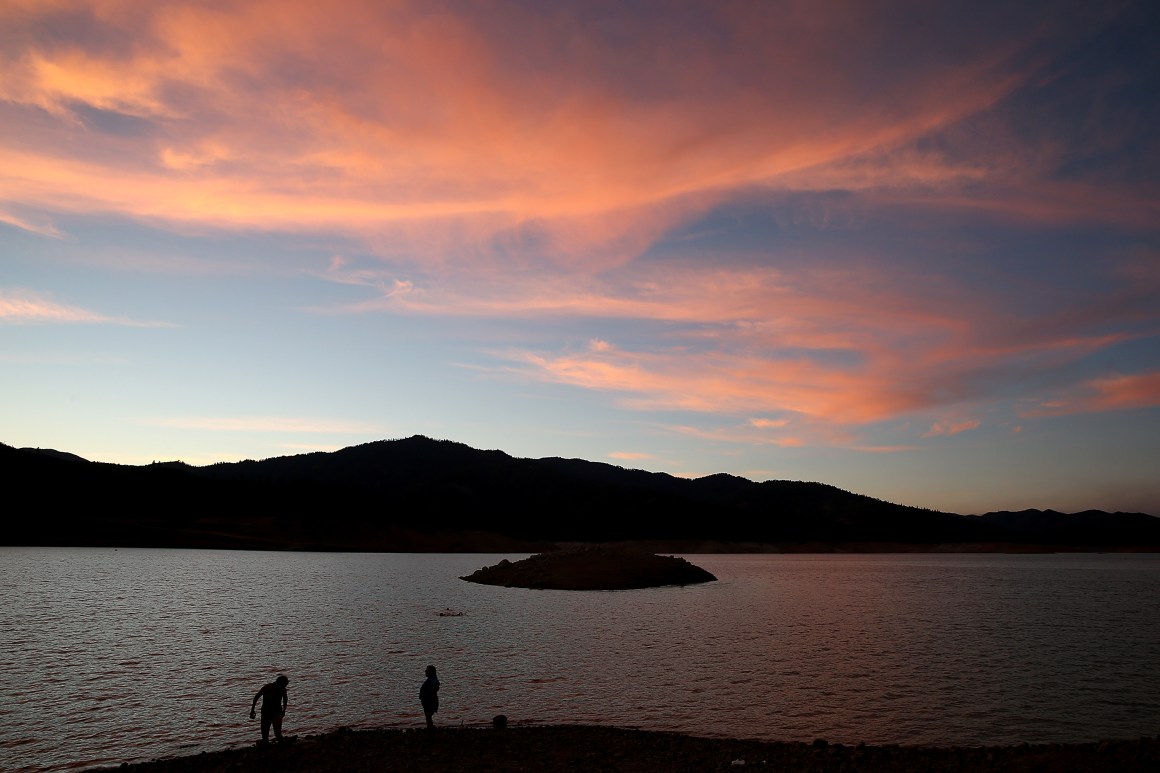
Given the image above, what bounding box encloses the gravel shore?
[95,725,1160,773]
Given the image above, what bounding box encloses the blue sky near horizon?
[2,0,1158,516]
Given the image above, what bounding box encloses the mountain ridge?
[4,435,1157,552]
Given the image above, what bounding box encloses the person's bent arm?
[251,687,263,718]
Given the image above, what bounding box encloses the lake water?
[1,549,1158,772]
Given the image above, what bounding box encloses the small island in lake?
[460,544,717,590]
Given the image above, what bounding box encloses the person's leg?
[260,714,271,743]
[272,712,284,741]
[425,710,434,729]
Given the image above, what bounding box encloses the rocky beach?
[96,725,1160,773]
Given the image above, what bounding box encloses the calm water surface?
[1,549,1158,772]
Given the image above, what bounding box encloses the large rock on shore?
[460,545,717,590]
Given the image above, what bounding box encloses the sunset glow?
[2,0,1158,514]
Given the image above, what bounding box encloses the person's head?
[425,665,436,678]
[276,675,289,687]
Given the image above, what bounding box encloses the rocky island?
[460,545,717,590]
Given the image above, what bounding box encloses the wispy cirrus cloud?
[310,245,1160,441]
[1023,372,1160,417]
[667,422,817,450]
[0,209,65,238]
[424,255,1154,432]
[847,445,922,454]
[0,289,165,326]
[506,344,914,424]
[923,419,981,438]
[608,451,655,461]
[498,333,1154,436]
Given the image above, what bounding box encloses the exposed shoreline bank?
[94,725,1160,773]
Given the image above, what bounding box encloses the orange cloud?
[3,1,1151,455]
[749,418,789,429]
[313,250,1158,434]
[666,421,844,450]
[848,445,921,454]
[0,0,1111,268]
[323,261,966,357]
[1024,373,1160,417]
[923,419,981,438]
[505,345,922,424]
[453,251,1156,432]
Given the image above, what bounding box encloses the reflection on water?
[1,549,1159,772]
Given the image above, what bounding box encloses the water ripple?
[2,550,1159,772]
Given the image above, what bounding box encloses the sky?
[2,0,1158,516]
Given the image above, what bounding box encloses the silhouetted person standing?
[420,665,439,729]
[250,674,289,743]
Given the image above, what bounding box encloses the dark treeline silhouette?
[3,436,1159,551]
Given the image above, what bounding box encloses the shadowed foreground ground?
[97,725,1160,773]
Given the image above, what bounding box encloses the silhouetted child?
[250,674,289,743]
[420,665,439,729]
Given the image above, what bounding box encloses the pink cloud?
[880,182,1160,232]
[2,1,1151,455]
[749,418,789,429]
[666,420,851,450]
[506,345,919,424]
[1024,373,1160,417]
[923,419,981,438]
[849,445,921,454]
[0,289,160,326]
[0,0,1116,270]
[317,250,1158,435]
[0,209,65,238]
[471,253,1156,432]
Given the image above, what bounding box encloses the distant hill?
[3,436,1158,552]
[19,446,90,464]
